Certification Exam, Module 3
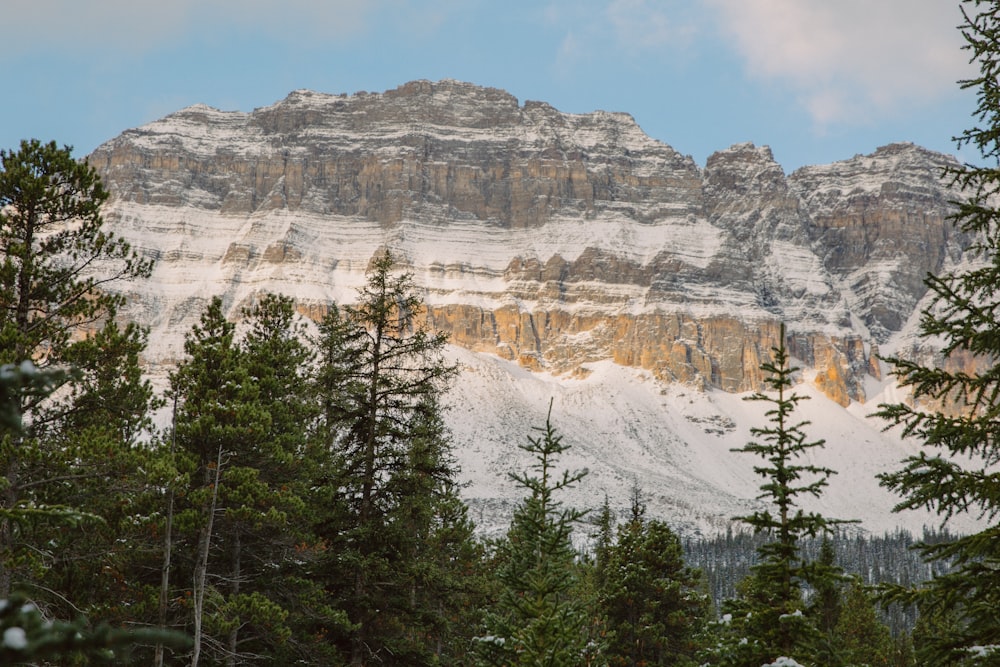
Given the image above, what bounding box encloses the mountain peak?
[84,81,974,534]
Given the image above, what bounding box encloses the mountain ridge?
[85,80,972,534]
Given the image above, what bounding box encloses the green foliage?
[874,3,1000,664]
[0,340,183,663]
[56,319,160,444]
[702,325,853,666]
[0,592,190,664]
[0,139,152,370]
[476,404,599,667]
[0,139,155,622]
[598,494,709,667]
[0,361,74,434]
[0,145,497,664]
[834,580,894,667]
[165,294,332,664]
[311,251,473,665]
[809,537,847,664]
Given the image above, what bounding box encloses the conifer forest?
[3,1,1000,665]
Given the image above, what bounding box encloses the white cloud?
[705,0,973,127]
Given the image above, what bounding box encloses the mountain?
[85,80,973,536]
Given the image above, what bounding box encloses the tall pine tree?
[169,297,287,666]
[875,2,1000,664]
[236,293,340,665]
[312,250,463,666]
[703,325,851,666]
[36,319,165,629]
[0,139,153,603]
[598,492,708,667]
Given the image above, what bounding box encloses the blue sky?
[1,0,980,171]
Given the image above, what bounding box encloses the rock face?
[88,80,966,408]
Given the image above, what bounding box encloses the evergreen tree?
[590,494,616,592]
[312,250,463,666]
[0,139,152,601]
[598,492,708,667]
[809,537,848,665]
[811,538,843,633]
[874,3,1000,664]
[383,393,489,664]
[834,580,894,667]
[702,325,851,666]
[35,320,166,629]
[0,354,187,664]
[237,294,344,665]
[475,403,599,667]
[0,139,151,372]
[169,297,288,666]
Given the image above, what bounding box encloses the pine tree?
[702,324,852,666]
[0,139,151,370]
[383,393,489,664]
[236,293,343,665]
[163,294,345,665]
[0,350,187,664]
[312,250,462,665]
[0,139,152,601]
[34,320,166,629]
[874,3,1000,664]
[590,494,616,592]
[169,297,281,665]
[598,492,709,667]
[475,403,598,667]
[809,537,848,665]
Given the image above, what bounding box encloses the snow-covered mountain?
[85,80,975,536]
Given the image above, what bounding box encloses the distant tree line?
[684,526,958,636]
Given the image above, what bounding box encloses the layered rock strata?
[87,80,967,407]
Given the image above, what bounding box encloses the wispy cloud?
[606,0,697,55]
[554,31,585,77]
[705,0,972,127]
[545,0,699,74]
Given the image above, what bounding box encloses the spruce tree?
[809,537,848,665]
[170,297,297,665]
[874,2,1000,664]
[312,250,462,666]
[475,403,598,667]
[237,294,343,665]
[163,294,344,665]
[0,349,187,663]
[598,492,708,667]
[703,325,851,666]
[35,320,165,627]
[834,580,894,667]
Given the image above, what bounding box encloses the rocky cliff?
[88,80,965,409]
[80,79,981,534]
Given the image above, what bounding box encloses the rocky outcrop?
[789,144,964,341]
[87,80,968,406]
[90,81,701,229]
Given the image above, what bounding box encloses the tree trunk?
[226,530,241,667]
[0,456,18,599]
[192,446,223,667]
[155,399,178,667]
[154,477,175,667]
[351,317,384,667]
